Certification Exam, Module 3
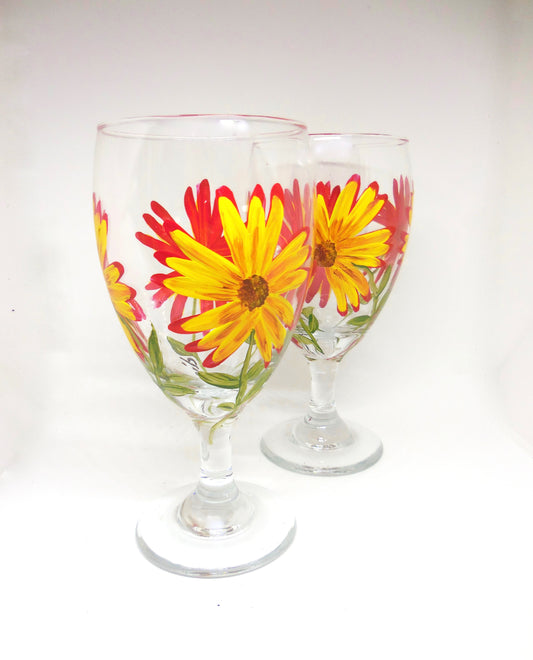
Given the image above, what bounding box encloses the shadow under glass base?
[135,482,295,578]
[261,417,383,476]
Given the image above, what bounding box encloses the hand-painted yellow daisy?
[165,189,310,367]
[94,197,146,357]
[312,178,391,315]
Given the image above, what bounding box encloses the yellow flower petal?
[181,300,244,332]
[202,314,257,363]
[265,293,294,327]
[218,196,252,276]
[254,315,273,364]
[261,305,288,349]
[329,180,358,232]
[169,228,241,278]
[246,195,267,274]
[265,231,309,289]
[163,187,309,366]
[337,188,385,240]
[314,196,332,243]
[259,195,284,273]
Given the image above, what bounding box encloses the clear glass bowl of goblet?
[261,133,413,476]
[93,115,313,576]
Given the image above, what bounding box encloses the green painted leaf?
[377,266,393,296]
[293,334,314,345]
[148,328,163,375]
[243,368,272,401]
[347,315,372,327]
[301,306,314,318]
[217,402,235,411]
[308,312,319,333]
[198,372,241,389]
[161,383,196,396]
[164,373,196,386]
[246,360,265,380]
[167,337,190,356]
[376,289,392,313]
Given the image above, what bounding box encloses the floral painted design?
[307,175,390,315]
[375,175,413,277]
[136,179,233,323]
[93,196,147,358]
[165,185,310,367]
[280,179,312,250]
[292,174,412,359]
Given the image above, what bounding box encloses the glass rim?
[97,114,308,140]
[310,132,409,146]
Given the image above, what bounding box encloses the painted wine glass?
[261,133,413,475]
[93,115,313,576]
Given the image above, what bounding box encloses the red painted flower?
[374,175,413,277]
[136,179,234,322]
[279,179,312,250]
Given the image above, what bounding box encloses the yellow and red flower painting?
[136,181,311,369]
[375,175,413,277]
[307,175,391,315]
[289,174,412,356]
[166,185,309,367]
[95,173,410,396]
[93,196,147,358]
[135,180,233,324]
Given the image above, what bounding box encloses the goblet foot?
[136,483,295,578]
[261,417,383,476]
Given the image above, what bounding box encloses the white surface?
[2,0,533,658]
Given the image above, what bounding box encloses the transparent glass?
[93,115,313,576]
[261,134,413,475]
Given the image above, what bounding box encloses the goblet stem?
[261,355,383,474]
[178,418,254,537]
[307,358,340,423]
[293,358,352,450]
[197,418,238,502]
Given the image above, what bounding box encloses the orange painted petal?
[261,305,288,348]
[326,269,349,315]
[350,267,370,299]
[269,267,307,295]
[254,316,273,365]
[265,293,294,326]
[332,262,369,307]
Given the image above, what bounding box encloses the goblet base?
[261,417,383,476]
[136,482,295,578]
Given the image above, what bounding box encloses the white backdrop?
[2,1,532,658]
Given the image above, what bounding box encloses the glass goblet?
[261,133,413,475]
[93,115,313,576]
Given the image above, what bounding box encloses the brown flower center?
[314,240,337,268]
[239,274,269,311]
